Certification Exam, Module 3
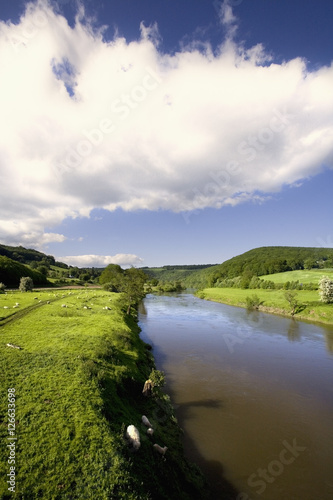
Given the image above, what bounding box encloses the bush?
[245,294,262,310]
[319,276,333,303]
[284,291,299,315]
[148,369,165,390]
[19,276,34,292]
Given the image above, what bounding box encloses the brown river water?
[138,293,333,500]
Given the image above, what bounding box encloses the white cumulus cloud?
[0,0,332,248]
[58,254,144,268]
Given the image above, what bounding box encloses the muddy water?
[138,293,333,500]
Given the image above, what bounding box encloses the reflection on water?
[139,294,333,500]
[287,318,301,342]
[326,330,333,353]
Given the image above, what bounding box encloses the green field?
[0,290,209,499]
[197,287,333,325]
[261,268,333,285]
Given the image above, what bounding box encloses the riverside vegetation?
[0,289,210,499]
[196,276,333,325]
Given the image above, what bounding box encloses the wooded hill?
[0,243,57,266]
[184,246,333,288]
[140,264,215,283]
[0,255,49,288]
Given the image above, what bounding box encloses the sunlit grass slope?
[261,268,333,284]
[0,290,209,499]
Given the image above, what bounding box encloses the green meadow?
[0,290,208,499]
[197,288,333,325]
[261,268,333,284]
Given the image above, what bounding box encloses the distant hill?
[183,246,333,288]
[0,255,49,288]
[140,264,215,283]
[0,243,62,267]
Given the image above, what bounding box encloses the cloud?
[0,0,333,248]
[58,253,144,267]
[218,0,237,28]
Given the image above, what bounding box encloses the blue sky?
[0,0,332,267]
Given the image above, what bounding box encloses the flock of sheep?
[126,415,168,456]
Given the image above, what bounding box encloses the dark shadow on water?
[168,391,239,500]
[174,398,224,419]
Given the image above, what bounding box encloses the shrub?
[319,276,333,303]
[245,294,262,310]
[19,276,34,292]
[284,291,299,316]
[148,369,165,390]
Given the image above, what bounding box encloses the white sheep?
[142,415,152,428]
[61,304,67,308]
[153,444,168,456]
[126,425,140,451]
[7,343,22,350]
[147,428,154,436]
[4,306,9,309]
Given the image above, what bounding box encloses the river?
[138,293,333,500]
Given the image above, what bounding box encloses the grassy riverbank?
[0,289,210,499]
[196,288,333,325]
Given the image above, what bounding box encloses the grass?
[261,268,333,284]
[197,288,333,325]
[0,290,210,499]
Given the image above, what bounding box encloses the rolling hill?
[0,255,49,288]
[183,246,333,288]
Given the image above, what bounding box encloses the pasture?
[261,268,333,285]
[0,289,208,499]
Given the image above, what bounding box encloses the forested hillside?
[141,264,215,283]
[0,244,57,266]
[0,256,49,288]
[184,247,333,288]
[0,244,102,286]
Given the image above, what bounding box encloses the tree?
[37,265,48,276]
[19,276,34,292]
[319,276,333,303]
[304,258,316,270]
[120,267,147,315]
[99,264,124,291]
[284,291,300,316]
[100,265,147,314]
[80,273,91,282]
